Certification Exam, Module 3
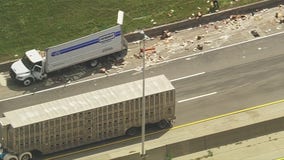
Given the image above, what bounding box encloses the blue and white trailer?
[10,12,127,86]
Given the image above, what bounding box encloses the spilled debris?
[126,5,284,71]
[45,5,284,85]
[251,30,260,37]
[160,30,172,40]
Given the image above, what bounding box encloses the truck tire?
[114,50,127,61]
[126,127,139,136]
[22,78,33,86]
[157,120,170,129]
[19,152,32,160]
[4,154,18,160]
[89,59,99,68]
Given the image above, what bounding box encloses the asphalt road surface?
[0,32,283,160]
[0,32,283,114]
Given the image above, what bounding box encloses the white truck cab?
[10,49,47,86]
[10,11,127,87]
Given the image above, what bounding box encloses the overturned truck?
[0,75,176,160]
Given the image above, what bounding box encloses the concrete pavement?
[174,131,284,160]
[0,3,283,159]
[173,131,284,160]
[48,99,284,160]
[1,4,284,99]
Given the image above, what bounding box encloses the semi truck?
[9,12,128,86]
[0,75,176,160]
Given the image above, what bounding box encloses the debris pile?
[160,30,172,40]
[229,14,247,21]
[99,67,108,74]
[46,64,87,85]
[250,30,260,37]
[114,5,284,78]
[134,46,164,64]
[39,5,284,87]
[196,44,203,50]
[275,10,284,24]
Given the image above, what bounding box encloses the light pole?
[140,30,146,159]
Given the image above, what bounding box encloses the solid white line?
[0,93,34,102]
[2,31,283,102]
[0,69,136,102]
[178,92,217,103]
[159,31,284,64]
[170,72,205,82]
[66,31,284,87]
[0,73,7,87]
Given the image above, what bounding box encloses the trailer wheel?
[89,60,99,68]
[22,78,33,86]
[3,154,18,160]
[126,127,139,136]
[19,152,32,160]
[157,120,170,129]
[114,50,127,61]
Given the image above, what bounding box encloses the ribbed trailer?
[0,75,175,160]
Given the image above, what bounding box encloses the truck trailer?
[0,75,176,160]
[10,12,128,86]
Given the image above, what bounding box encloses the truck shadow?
[6,58,125,92]
[38,125,171,160]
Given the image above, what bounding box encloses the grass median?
[0,0,263,62]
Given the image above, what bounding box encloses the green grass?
[0,0,263,62]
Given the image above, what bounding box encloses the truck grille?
[9,69,16,79]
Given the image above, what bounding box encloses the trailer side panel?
[1,75,175,155]
[45,25,126,73]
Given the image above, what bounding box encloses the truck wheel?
[22,78,33,86]
[89,60,99,68]
[3,154,18,160]
[19,152,32,160]
[114,51,127,61]
[126,127,139,136]
[157,120,170,129]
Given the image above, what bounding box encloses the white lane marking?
[162,31,284,64]
[0,69,135,102]
[170,72,205,82]
[178,92,217,103]
[0,93,34,102]
[0,73,7,86]
[2,31,284,102]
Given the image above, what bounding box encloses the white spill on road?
[0,73,7,86]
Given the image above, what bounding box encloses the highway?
[0,32,283,159]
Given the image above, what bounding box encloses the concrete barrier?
[113,116,284,160]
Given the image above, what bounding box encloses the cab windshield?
[21,55,34,70]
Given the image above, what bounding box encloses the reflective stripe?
[51,31,121,56]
